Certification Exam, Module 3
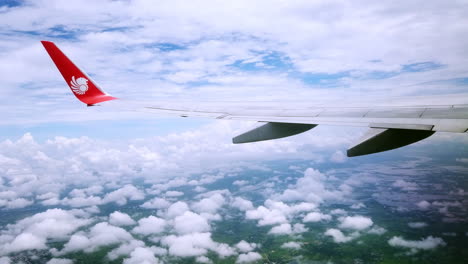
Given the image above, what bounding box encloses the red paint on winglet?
[41,41,117,105]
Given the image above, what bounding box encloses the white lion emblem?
[70,76,89,95]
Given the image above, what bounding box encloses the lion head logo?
[70,76,89,95]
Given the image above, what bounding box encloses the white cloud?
[416,200,431,210]
[166,201,190,218]
[123,247,161,264]
[161,232,235,258]
[174,211,211,234]
[235,240,257,253]
[1,233,46,253]
[0,208,91,254]
[109,211,136,226]
[236,252,262,263]
[339,216,373,230]
[0,257,10,264]
[303,212,332,222]
[330,151,346,163]
[246,199,316,227]
[330,209,347,215]
[141,197,171,209]
[166,190,184,197]
[107,240,145,260]
[269,223,293,235]
[268,223,307,235]
[46,259,74,264]
[281,241,301,249]
[393,180,418,191]
[4,198,34,209]
[59,234,90,254]
[196,256,212,263]
[231,197,254,211]
[324,228,358,243]
[367,226,387,235]
[408,222,428,228]
[233,180,248,186]
[102,185,145,205]
[278,168,346,204]
[246,205,288,226]
[350,203,366,209]
[132,216,166,236]
[388,236,446,250]
[192,193,225,214]
[61,195,102,208]
[60,222,133,253]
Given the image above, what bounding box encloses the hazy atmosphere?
[0,1,467,263]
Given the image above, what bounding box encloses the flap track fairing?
[233,122,317,144]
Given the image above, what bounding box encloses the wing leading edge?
[41,41,468,157]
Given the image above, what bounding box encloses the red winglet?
[41,41,117,105]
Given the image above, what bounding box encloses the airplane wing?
[41,41,468,157]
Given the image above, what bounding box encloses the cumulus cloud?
[102,184,145,205]
[173,211,211,234]
[231,197,254,211]
[132,216,166,236]
[3,198,34,209]
[303,212,332,222]
[192,193,225,214]
[196,256,212,263]
[281,241,302,249]
[235,240,257,253]
[161,232,235,258]
[46,259,74,264]
[246,205,288,226]
[236,252,262,263]
[123,247,161,264]
[408,222,428,228]
[107,240,145,260]
[1,233,46,254]
[324,229,358,243]
[109,211,136,226]
[0,209,90,254]
[246,199,315,226]
[233,180,248,186]
[393,180,418,191]
[416,200,431,210]
[269,223,308,235]
[277,168,346,204]
[141,197,171,209]
[166,191,184,197]
[166,201,190,218]
[331,209,347,215]
[367,226,387,235]
[330,151,346,163]
[338,216,373,230]
[350,203,366,209]
[388,236,446,250]
[60,222,133,254]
